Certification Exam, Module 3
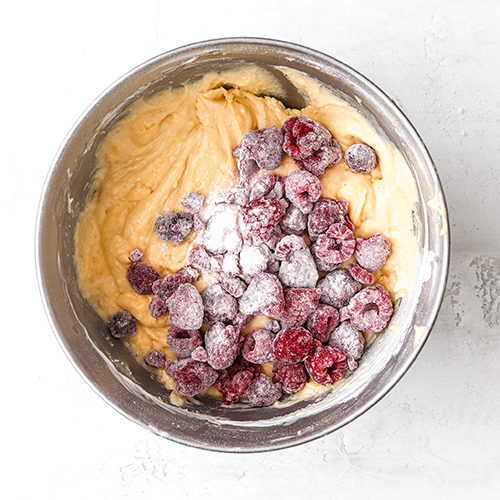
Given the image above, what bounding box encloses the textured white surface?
[1,1,499,498]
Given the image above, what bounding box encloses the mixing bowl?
[36,38,449,452]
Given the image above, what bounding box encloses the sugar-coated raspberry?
[202,284,238,323]
[233,186,250,206]
[273,327,315,363]
[237,126,284,173]
[214,356,259,405]
[193,214,206,232]
[177,265,201,282]
[129,248,144,262]
[205,322,242,370]
[152,273,192,298]
[191,345,208,362]
[154,212,193,245]
[166,283,204,330]
[219,274,247,298]
[306,304,340,344]
[274,234,308,261]
[241,329,276,364]
[343,214,356,233]
[272,362,308,394]
[264,226,284,251]
[249,174,281,201]
[265,319,281,333]
[166,326,203,359]
[165,358,218,397]
[222,253,241,276]
[127,261,161,295]
[180,191,205,213]
[246,373,282,407]
[239,272,285,317]
[203,203,242,255]
[345,143,378,174]
[267,176,286,200]
[148,295,169,319]
[314,223,355,266]
[144,349,166,368]
[279,288,321,327]
[188,245,212,270]
[328,320,365,360]
[279,248,319,289]
[284,169,322,214]
[233,312,254,329]
[241,197,284,245]
[348,262,374,285]
[281,204,308,236]
[304,345,348,385]
[266,256,281,274]
[209,255,223,272]
[341,284,393,333]
[318,269,362,310]
[354,233,392,273]
[282,116,342,176]
[239,244,272,277]
[307,199,348,241]
[310,244,340,272]
[108,311,137,338]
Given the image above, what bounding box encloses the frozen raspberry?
[279,248,319,289]
[266,256,281,274]
[177,265,200,282]
[127,261,161,295]
[348,262,374,285]
[354,233,392,273]
[239,272,285,317]
[203,203,242,255]
[306,304,340,344]
[272,362,308,394]
[274,234,307,261]
[341,284,393,333]
[193,214,206,232]
[209,255,223,272]
[282,116,342,176]
[144,349,166,368]
[314,223,355,266]
[233,146,259,185]
[152,273,192,298]
[279,288,321,327]
[237,126,284,173]
[345,143,378,174]
[108,311,137,338]
[205,322,242,370]
[129,248,144,262]
[268,177,286,200]
[310,244,339,272]
[280,204,308,236]
[165,358,218,397]
[180,191,204,213]
[318,269,362,309]
[233,186,250,206]
[166,326,203,359]
[344,214,356,233]
[241,197,284,245]
[154,212,193,245]
[264,226,284,251]
[265,319,281,333]
[284,170,322,214]
[222,253,241,276]
[214,356,259,405]
[249,174,281,201]
[191,345,208,362]
[219,274,247,298]
[202,284,238,323]
[239,244,272,277]
[166,283,204,330]
[273,327,315,363]
[246,373,282,407]
[241,329,275,364]
[328,320,365,360]
[188,245,211,270]
[304,345,348,385]
[148,295,169,319]
[232,312,253,329]
[307,199,347,241]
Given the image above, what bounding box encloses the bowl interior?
[37,38,449,452]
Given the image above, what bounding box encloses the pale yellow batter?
[74,65,418,399]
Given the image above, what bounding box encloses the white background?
[1,1,499,498]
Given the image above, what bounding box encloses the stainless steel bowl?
[36,38,449,452]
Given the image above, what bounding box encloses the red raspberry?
[149,272,194,319]
[191,346,208,362]
[241,197,284,245]
[177,265,201,282]
[272,362,308,394]
[202,284,238,323]
[249,174,283,201]
[165,358,218,397]
[341,284,393,333]
[265,319,281,333]
[166,283,204,330]
[219,274,247,298]
[241,329,276,364]
[279,288,321,327]
[232,312,253,329]
[279,247,319,289]
[129,248,144,262]
[348,262,374,285]
[148,295,169,319]
[188,245,212,270]
[306,304,340,344]
[314,223,355,266]
[127,261,161,295]
[108,311,137,338]
[246,373,282,407]
[274,234,308,261]
[273,327,315,363]
[354,233,392,273]
[166,326,203,359]
[180,191,204,213]
[214,356,259,405]
[328,320,365,360]
[154,212,193,245]
[304,344,348,385]
[205,322,242,370]
[310,244,340,272]
[144,349,166,369]
[307,199,348,241]
[239,272,285,317]
[284,170,322,214]
[281,204,308,236]
[345,143,378,174]
[318,269,362,309]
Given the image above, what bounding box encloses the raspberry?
[203,203,242,255]
[264,226,284,251]
[165,358,218,397]
[239,272,285,317]
[152,273,192,298]
[282,116,342,176]
[219,274,247,298]
[237,125,284,173]
[202,284,238,323]
[214,356,259,405]
[233,145,259,185]
[281,204,308,236]
[177,265,200,282]
[205,322,242,370]
[354,233,392,273]
[232,312,253,329]
[188,245,212,270]
[272,362,308,394]
[310,244,340,272]
[191,345,208,362]
[307,199,347,241]
[284,169,322,214]
[193,214,206,232]
[239,244,272,277]
[348,262,374,285]
[166,283,204,330]
[108,311,137,338]
[166,326,203,359]
[246,373,282,407]
[318,269,362,309]
[306,304,340,344]
[241,197,284,245]
[148,295,169,319]
[328,321,365,360]
[341,284,393,333]
[314,223,355,266]
[304,345,348,385]
[345,143,378,174]
[343,214,356,233]
[129,248,144,262]
[154,212,193,245]
[221,253,241,276]
[127,261,161,295]
[249,174,282,201]
[241,329,275,364]
[144,349,166,368]
[274,234,308,261]
[278,248,319,289]
[233,186,250,206]
[180,191,204,213]
[279,288,321,327]
[273,327,315,363]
